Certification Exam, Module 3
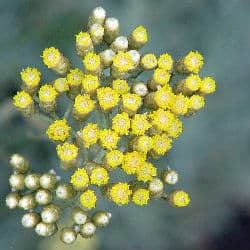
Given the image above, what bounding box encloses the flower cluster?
[8,6,216,244]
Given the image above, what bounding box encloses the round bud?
[35,189,52,205]
[9,173,25,190]
[148,178,164,198]
[71,207,88,225]
[40,173,57,190]
[92,211,111,227]
[56,184,75,200]
[110,36,129,52]
[100,49,116,68]
[132,82,148,97]
[35,222,57,237]
[80,222,96,238]
[41,204,61,224]
[21,212,40,228]
[128,50,141,68]
[24,174,41,190]
[161,170,178,185]
[6,192,21,209]
[10,154,29,173]
[104,18,119,44]
[19,194,37,210]
[89,6,106,26]
[60,227,77,244]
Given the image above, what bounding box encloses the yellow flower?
[99,129,119,150]
[130,25,148,47]
[80,189,97,210]
[20,67,41,87]
[109,183,132,205]
[67,68,84,87]
[158,53,173,72]
[75,31,92,47]
[13,91,33,109]
[112,52,134,72]
[121,151,146,174]
[46,119,71,142]
[170,94,189,116]
[42,47,61,68]
[38,85,58,103]
[199,77,216,94]
[189,95,205,111]
[104,150,124,169]
[112,112,131,135]
[80,123,99,148]
[154,86,174,109]
[82,74,100,94]
[56,142,78,162]
[151,68,171,86]
[132,136,153,153]
[90,167,109,186]
[140,54,157,70]
[71,168,89,190]
[183,74,202,92]
[136,162,157,182]
[97,87,120,111]
[112,79,130,95]
[184,51,203,74]
[83,52,101,74]
[132,189,150,206]
[74,94,95,115]
[167,117,183,138]
[53,78,69,93]
[150,109,175,131]
[152,134,172,155]
[131,114,151,135]
[169,190,190,207]
[121,93,142,114]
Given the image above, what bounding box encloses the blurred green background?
[1,0,250,249]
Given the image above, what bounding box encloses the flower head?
[90,167,109,186]
[46,119,71,142]
[13,91,33,109]
[183,51,203,74]
[121,93,142,114]
[170,94,189,116]
[71,168,89,190]
[56,142,78,162]
[112,112,131,135]
[167,117,183,138]
[199,77,216,94]
[104,150,124,169]
[130,26,148,48]
[169,190,190,207]
[53,78,69,93]
[154,86,174,109]
[183,74,202,92]
[82,74,100,94]
[112,79,130,95]
[20,67,41,88]
[152,134,172,155]
[151,68,171,86]
[80,123,99,148]
[75,32,92,47]
[141,54,157,70]
[132,135,153,153]
[74,94,95,115]
[158,53,173,72]
[80,189,97,209]
[131,114,151,135]
[83,52,101,74]
[99,129,119,150]
[150,109,175,132]
[38,85,58,103]
[67,68,84,87]
[189,95,205,111]
[136,162,157,182]
[121,151,146,174]
[132,188,150,206]
[42,47,61,68]
[112,52,134,72]
[109,183,132,205]
[97,87,119,111]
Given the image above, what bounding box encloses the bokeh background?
[1,0,250,249]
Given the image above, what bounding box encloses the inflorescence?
[7,6,216,244]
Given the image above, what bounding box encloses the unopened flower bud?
[80,222,96,238]
[148,178,164,198]
[60,227,77,244]
[53,78,69,94]
[9,173,25,190]
[41,204,61,223]
[10,154,29,174]
[89,23,104,45]
[92,211,111,227]
[19,194,37,210]
[132,82,148,97]
[6,192,21,209]
[71,207,88,225]
[89,7,106,26]
[21,212,40,228]
[35,189,52,205]
[104,18,119,44]
[110,36,128,52]
[56,183,75,200]
[40,173,57,190]
[24,174,41,190]
[127,50,141,70]
[35,222,58,237]
[100,49,116,68]
[161,170,178,185]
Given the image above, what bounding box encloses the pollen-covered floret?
[80,189,97,209]
[112,79,130,95]
[56,142,78,162]
[109,182,132,205]
[151,134,172,155]
[112,112,131,135]
[82,74,100,94]
[20,67,41,88]
[90,167,109,186]
[121,151,146,174]
[132,188,150,206]
[183,51,203,74]
[99,129,119,150]
[150,109,175,132]
[38,85,58,103]
[71,168,89,190]
[104,150,124,169]
[131,114,151,135]
[13,91,33,109]
[136,162,157,182]
[46,119,71,142]
[97,87,119,111]
[42,47,61,68]
[80,123,99,148]
[158,53,173,72]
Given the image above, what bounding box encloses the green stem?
[63,102,73,119]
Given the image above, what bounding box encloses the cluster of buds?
[9,6,216,244]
